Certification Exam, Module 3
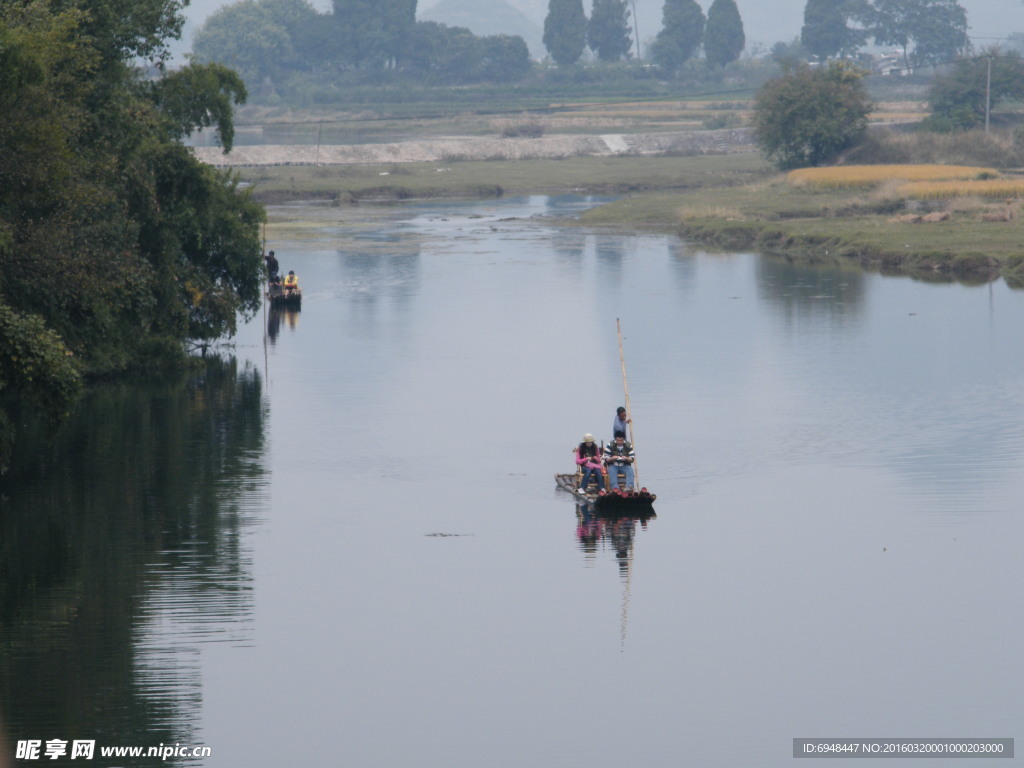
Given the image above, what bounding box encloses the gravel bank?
[192,128,754,167]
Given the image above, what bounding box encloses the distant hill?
[418,0,545,60]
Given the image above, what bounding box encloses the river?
[2,195,1021,767]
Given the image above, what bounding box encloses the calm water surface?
[3,195,1022,767]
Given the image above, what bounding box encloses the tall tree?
[480,34,532,81]
[869,0,967,72]
[0,0,262,464]
[650,0,704,74]
[543,0,587,66]
[801,0,869,59]
[587,0,632,62]
[332,0,417,69]
[752,61,872,169]
[704,0,744,67]
[193,2,294,86]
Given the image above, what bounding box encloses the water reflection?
[338,247,421,338]
[551,229,586,260]
[576,499,656,568]
[574,500,657,649]
[0,358,265,764]
[756,256,866,323]
[267,305,300,344]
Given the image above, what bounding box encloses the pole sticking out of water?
[262,222,269,385]
[616,318,637,488]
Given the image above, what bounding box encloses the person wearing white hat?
[575,433,604,494]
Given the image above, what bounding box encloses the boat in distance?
[267,281,301,307]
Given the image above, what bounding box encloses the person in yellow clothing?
[283,270,299,295]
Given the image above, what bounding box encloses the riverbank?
[577,174,1024,284]
[237,150,769,204]
[233,135,1024,284]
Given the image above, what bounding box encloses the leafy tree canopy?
[869,0,967,71]
[926,50,1024,131]
[704,0,745,68]
[587,0,632,62]
[0,0,262,465]
[332,0,417,69]
[544,0,587,66]
[192,1,295,84]
[752,60,873,169]
[801,0,870,59]
[650,0,704,74]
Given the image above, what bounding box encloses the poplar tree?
[543,0,587,66]
[650,0,704,73]
[704,0,744,67]
[587,0,632,61]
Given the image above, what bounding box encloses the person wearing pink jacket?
[575,433,605,494]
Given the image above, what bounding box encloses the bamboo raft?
[267,282,301,307]
[554,472,656,514]
[557,320,659,514]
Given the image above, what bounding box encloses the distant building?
[873,51,908,76]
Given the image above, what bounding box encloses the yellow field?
[897,179,1024,199]
[788,164,999,188]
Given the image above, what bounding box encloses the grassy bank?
[244,128,1024,284]
[239,152,770,204]
[578,162,1024,282]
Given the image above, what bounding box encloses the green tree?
[752,61,872,169]
[192,1,294,86]
[432,25,483,82]
[480,34,532,81]
[801,0,869,59]
[544,0,587,66]
[869,0,967,71]
[650,0,704,74]
[332,0,417,69]
[403,23,529,83]
[704,0,745,67]
[73,0,186,70]
[0,0,262,463]
[926,51,1024,130]
[1005,32,1024,55]
[151,63,248,149]
[587,0,632,62]
[771,36,808,66]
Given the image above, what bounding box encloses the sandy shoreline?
[192,128,755,167]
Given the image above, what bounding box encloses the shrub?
[752,61,872,169]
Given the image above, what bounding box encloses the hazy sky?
[175,0,1024,59]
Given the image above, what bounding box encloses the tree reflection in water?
[0,357,267,762]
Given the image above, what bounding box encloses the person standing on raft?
[613,406,630,441]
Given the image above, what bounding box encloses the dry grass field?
[788,164,1000,189]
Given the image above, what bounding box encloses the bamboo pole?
[616,318,637,487]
